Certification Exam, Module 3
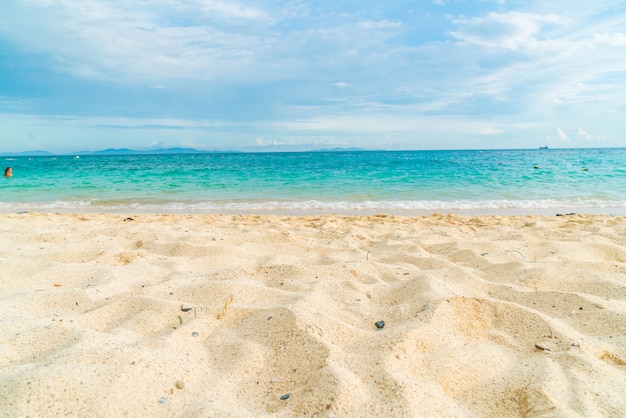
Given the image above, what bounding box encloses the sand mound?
[1,213,625,416]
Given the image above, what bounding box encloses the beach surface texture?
[1,212,625,416]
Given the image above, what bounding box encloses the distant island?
[1,150,53,156]
[1,146,370,157]
[76,147,237,155]
[0,147,239,157]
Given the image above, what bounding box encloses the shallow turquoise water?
[2,149,625,215]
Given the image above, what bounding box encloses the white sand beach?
[0,212,625,417]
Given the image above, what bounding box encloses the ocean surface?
[2,149,626,215]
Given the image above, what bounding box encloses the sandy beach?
[0,212,625,417]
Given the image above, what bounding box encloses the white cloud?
[0,1,410,87]
[556,128,570,141]
[575,128,616,143]
[0,113,234,130]
[357,20,402,29]
[438,5,626,123]
[593,32,626,46]
[480,126,504,135]
[451,12,565,51]
[188,0,269,22]
[254,136,284,147]
[271,113,509,140]
[577,128,593,141]
[2,1,626,152]
[0,0,273,83]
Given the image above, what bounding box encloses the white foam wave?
[2,199,626,215]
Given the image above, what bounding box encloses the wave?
[2,198,626,215]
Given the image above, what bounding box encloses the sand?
[0,212,625,417]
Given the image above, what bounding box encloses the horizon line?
[3,145,624,157]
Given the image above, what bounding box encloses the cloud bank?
[0,0,625,152]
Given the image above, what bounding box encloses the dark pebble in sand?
[375,320,385,329]
[280,393,291,400]
[192,332,199,337]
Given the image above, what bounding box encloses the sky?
[1,0,626,153]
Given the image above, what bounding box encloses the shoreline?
[4,148,626,220]
[1,212,625,416]
[2,205,626,217]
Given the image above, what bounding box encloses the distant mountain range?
[1,150,52,156]
[76,147,238,155]
[1,147,369,156]
[1,147,238,156]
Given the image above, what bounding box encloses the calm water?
[2,149,626,215]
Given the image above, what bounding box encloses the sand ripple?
[0,213,625,416]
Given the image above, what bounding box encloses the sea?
[2,148,626,216]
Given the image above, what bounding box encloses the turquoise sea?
[2,149,626,215]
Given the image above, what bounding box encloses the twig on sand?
[534,313,553,338]
[217,295,234,320]
[506,249,526,259]
[305,324,323,337]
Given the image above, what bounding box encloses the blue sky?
[1,0,626,153]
